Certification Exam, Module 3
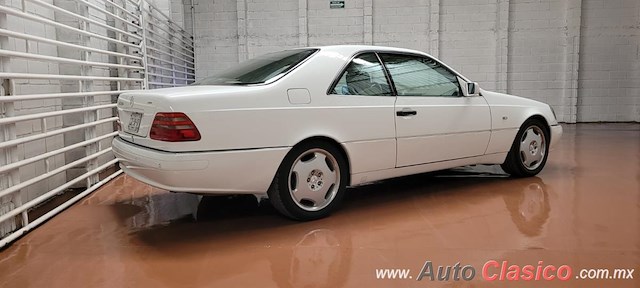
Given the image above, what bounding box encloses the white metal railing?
[141,2,195,88]
[0,0,195,247]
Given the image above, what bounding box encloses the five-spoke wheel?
[288,149,340,212]
[518,125,547,171]
[501,119,550,177]
[268,141,348,220]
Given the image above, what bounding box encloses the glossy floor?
[1,124,638,288]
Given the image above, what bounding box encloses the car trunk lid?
[117,93,159,138]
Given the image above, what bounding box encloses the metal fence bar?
[0,72,141,82]
[0,90,136,102]
[147,64,195,76]
[0,104,116,125]
[73,0,142,31]
[144,21,194,51]
[146,44,186,61]
[147,72,191,82]
[0,50,143,70]
[25,0,142,41]
[0,158,120,226]
[0,170,123,248]
[146,36,194,60]
[0,0,195,248]
[78,0,99,187]
[0,5,138,49]
[0,147,115,198]
[147,54,194,72]
[143,6,193,40]
[139,0,195,89]
[105,0,138,20]
[148,81,177,86]
[0,117,117,149]
[0,28,142,60]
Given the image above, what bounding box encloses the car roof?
[305,45,471,83]
[311,45,434,58]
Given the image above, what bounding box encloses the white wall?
[577,0,640,122]
[191,0,640,123]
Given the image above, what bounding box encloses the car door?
[327,52,398,175]
[377,53,491,167]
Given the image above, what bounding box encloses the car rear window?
[192,49,318,86]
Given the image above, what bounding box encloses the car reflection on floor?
[106,166,550,287]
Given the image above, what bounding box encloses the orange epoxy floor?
[0,123,638,288]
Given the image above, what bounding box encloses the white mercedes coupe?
[113,45,562,220]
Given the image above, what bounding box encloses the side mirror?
[457,77,480,96]
[467,82,477,95]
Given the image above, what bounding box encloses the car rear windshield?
[192,49,318,86]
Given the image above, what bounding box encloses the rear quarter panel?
[153,49,397,176]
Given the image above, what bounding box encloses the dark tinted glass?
[331,53,393,96]
[379,53,461,97]
[193,49,318,85]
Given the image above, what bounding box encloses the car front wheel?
[501,119,550,177]
[268,141,348,221]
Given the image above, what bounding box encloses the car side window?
[331,53,393,96]
[379,53,461,97]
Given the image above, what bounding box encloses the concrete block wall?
[439,0,501,92]
[246,0,299,56]
[507,0,581,122]
[193,0,239,74]
[177,0,194,41]
[577,0,640,122]
[308,0,364,46]
[191,0,640,123]
[372,0,430,52]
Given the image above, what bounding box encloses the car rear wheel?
[501,119,550,177]
[268,141,348,221]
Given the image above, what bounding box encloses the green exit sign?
[330,1,345,9]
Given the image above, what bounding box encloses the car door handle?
[396,110,417,117]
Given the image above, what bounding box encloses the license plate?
[127,112,143,133]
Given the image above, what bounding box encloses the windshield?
[192,49,318,86]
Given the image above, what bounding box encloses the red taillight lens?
[150,112,201,142]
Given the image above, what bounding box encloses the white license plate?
[127,112,143,133]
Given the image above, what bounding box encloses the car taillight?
[150,112,201,142]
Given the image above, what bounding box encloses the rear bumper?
[550,124,563,149]
[112,137,289,195]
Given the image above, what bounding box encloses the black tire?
[268,140,349,221]
[501,119,550,177]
